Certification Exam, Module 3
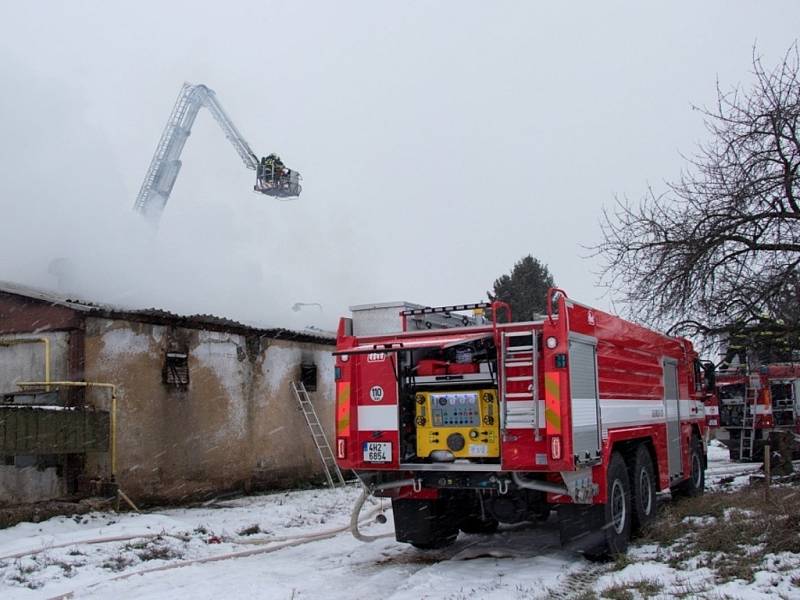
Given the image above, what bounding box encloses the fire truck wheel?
[674,435,705,498]
[587,451,631,559]
[631,444,656,531]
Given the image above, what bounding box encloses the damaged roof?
[0,281,335,345]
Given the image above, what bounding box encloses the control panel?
[415,389,500,459]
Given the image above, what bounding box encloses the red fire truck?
[335,290,710,557]
[715,363,800,461]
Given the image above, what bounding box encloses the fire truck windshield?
[718,384,745,401]
[771,382,794,402]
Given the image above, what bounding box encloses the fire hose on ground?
[40,487,391,600]
[349,478,418,542]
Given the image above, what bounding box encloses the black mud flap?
[391,497,459,549]
[557,503,606,553]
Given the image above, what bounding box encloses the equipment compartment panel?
[430,392,480,427]
[415,389,500,459]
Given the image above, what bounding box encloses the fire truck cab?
[335,290,709,557]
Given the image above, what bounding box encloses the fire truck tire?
[631,444,656,531]
[674,435,705,498]
[586,451,631,559]
[391,498,459,550]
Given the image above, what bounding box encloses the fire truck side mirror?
[703,362,716,392]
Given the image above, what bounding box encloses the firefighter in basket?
[255,153,302,197]
[257,153,286,189]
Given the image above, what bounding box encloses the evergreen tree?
[488,255,555,321]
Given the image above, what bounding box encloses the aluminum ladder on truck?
[500,329,539,434]
[739,385,759,462]
[291,381,346,489]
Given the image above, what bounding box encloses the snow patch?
[682,515,718,527]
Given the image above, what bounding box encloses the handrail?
[490,300,511,349]
[546,287,568,325]
[490,300,511,326]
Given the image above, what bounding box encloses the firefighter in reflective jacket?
[260,153,286,187]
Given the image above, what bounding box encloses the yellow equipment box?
[415,389,500,459]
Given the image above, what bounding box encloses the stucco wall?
[83,317,335,503]
[0,466,65,504]
[0,332,71,394]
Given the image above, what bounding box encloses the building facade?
[0,283,335,506]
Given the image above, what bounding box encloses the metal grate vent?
[163,352,189,387]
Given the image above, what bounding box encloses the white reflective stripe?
[503,398,707,431]
[600,399,664,428]
[704,406,719,416]
[676,399,706,420]
[357,405,398,431]
[682,399,706,417]
[754,404,772,415]
[599,398,704,430]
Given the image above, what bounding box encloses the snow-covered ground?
[0,441,790,599]
[705,437,758,490]
[0,488,587,599]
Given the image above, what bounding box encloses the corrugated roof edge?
[0,281,335,346]
[0,280,100,312]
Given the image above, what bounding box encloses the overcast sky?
[1,1,798,331]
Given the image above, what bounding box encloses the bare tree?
[596,44,800,346]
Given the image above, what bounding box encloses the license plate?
[363,442,392,463]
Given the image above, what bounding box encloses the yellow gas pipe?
[0,337,51,390]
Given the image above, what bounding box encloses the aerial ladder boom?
[133,82,301,224]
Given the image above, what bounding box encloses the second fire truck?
[335,289,710,557]
[715,363,800,461]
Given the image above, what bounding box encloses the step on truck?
[335,289,710,557]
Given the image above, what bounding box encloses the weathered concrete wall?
[83,317,335,503]
[253,341,336,484]
[0,332,71,394]
[0,466,65,504]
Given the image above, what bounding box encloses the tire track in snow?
[545,564,605,599]
[381,521,592,600]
